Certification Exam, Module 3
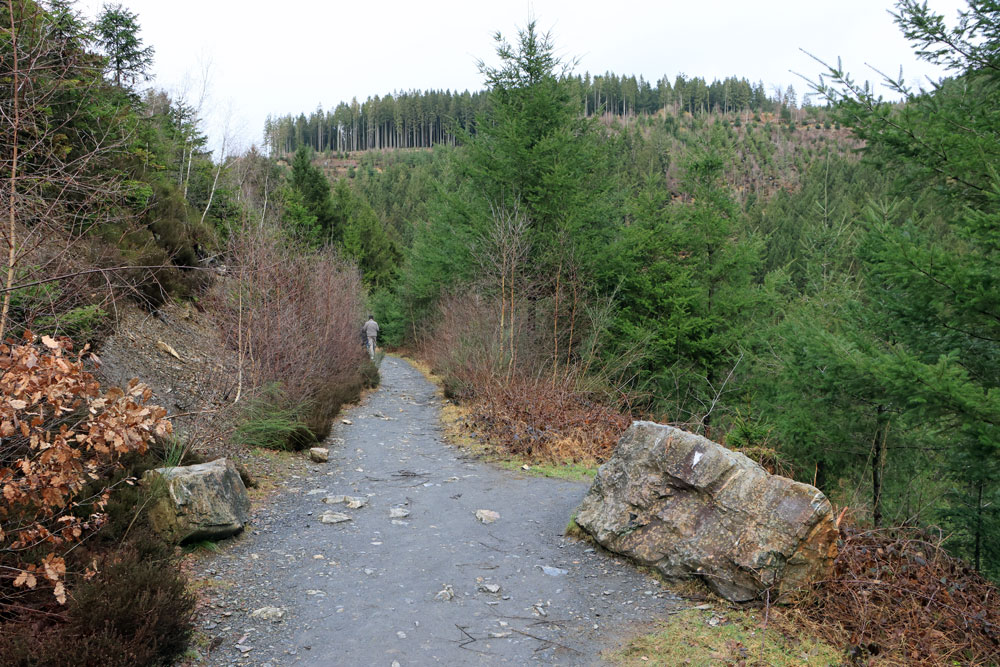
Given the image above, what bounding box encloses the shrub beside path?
[192,356,682,666]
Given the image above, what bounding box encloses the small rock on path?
[192,356,683,665]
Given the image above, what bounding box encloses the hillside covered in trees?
[289,8,1000,591]
[264,73,803,154]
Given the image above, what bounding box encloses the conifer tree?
[332,180,400,288]
[806,0,1000,572]
[601,135,760,429]
[289,146,336,240]
[94,3,153,89]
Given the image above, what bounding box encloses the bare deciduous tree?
[473,199,531,378]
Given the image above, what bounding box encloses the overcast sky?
[76,0,969,153]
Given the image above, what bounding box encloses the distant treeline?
[264,73,799,155]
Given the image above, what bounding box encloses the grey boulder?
[575,421,838,602]
[144,457,251,543]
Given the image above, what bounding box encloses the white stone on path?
[250,606,286,622]
[475,509,500,524]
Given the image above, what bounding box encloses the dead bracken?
[799,525,1000,666]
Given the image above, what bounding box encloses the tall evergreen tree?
[806,0,1000,573]
[402,22,621,361]
[94,3,153,89]
[601,135,760,428]
[289,146,336,240]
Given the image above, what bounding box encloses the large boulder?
[575,421,838,602]
[143,458,251,543]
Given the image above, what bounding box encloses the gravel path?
[193,356,682,666]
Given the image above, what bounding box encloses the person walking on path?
[362,315,379,359]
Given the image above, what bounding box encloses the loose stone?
[250,606,286,622]
[475,509,500,524]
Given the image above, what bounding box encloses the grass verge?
[609,607,842,666]
[497,459,597,482]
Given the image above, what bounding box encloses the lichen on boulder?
[575,421,838,602]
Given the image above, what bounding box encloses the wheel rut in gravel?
[194,355,682,666]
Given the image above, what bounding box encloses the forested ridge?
[264,72,804,154]
[3,0,1000,664]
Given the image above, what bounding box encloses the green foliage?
[303,366,375,443]
[34,304,107,342]
[4,271,109,343]
[94,2,154,89]
[232,383,312,451]
[402,21,618,330]
[284,149,401,286]
[761,271,904,511]
[599,135,761,424]
[353,149,445,245]
[155,436,188,468]
[144,179,214,268]
[755,153,880,286]
[367,287,406,347]
[290,146,337,238]
[398,156,481,321]
[230,370,372,451]
[183,539,222,554]
[788,0,1000,573]
[280,184,322,243]
[471,22,616,268]
[333,179,401,287]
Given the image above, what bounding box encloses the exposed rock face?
[144,458,251,543]
[575,422,838,602]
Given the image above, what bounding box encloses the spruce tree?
[807,0,1000,573]
[94,3,154,89]
[403,22,615,329]
[289,146,336,240]
[601,135,760,428]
